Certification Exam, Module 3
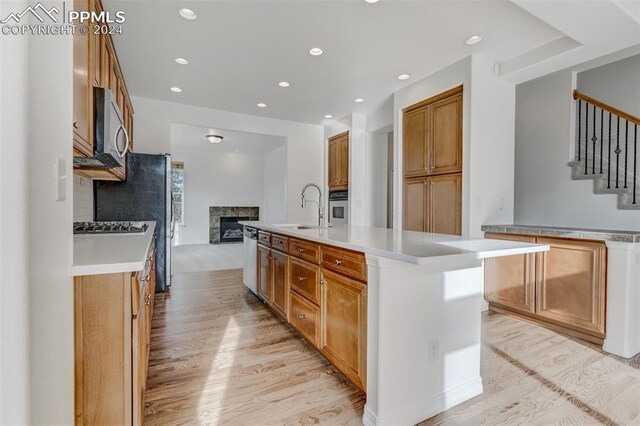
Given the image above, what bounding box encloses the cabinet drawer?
[321,246,367,282]
[289,238,321,264]
[271,234,289,253]
[258,231,271,246]
[289,257,321,305]
[289,291,321,348]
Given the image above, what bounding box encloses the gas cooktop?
[73,221,149,235]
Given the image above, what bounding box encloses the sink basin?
[271,224,319,230]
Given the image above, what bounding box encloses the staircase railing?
[573,90,639,205]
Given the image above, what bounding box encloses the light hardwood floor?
[145,269,640,425]
[171,243,244,273]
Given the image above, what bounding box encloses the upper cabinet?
[73,0,134,181]
[328,131,349,191]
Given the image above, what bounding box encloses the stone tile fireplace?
[209,206,259,244]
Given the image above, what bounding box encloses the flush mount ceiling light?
[365,0,380,3]
[175,57,189,65]
[354,98,365,103]
[206,134,223,144]
[465,35,482,45]
[257,102,267,108]
[309,47,323,56]
[278,81,290,87]
[324,114,333,119]
[170,86,182,93]
[179,8,197,20]
[397,73,411,80]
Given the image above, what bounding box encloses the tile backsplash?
[73,174,93,222]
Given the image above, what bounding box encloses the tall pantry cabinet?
[402,86,463,235]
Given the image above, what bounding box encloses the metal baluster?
[634,124,637,205]
[608,113,612,189]
[624,120,629,188]
[616,116,621,189]
[577,100,582,161]
[585,103,589,174]
[592,104,597,174]
[600,109,604,174]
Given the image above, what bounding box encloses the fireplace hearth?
[209,206,259,244]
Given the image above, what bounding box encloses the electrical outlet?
[428,338,440,361]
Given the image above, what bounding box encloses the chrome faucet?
[301,183,325,227]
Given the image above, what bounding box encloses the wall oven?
[329,190,348,226]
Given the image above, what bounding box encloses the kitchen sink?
[271,224,319,230]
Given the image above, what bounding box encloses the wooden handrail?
[573,90,640,126]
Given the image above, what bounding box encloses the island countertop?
[240,222,548,265]
[72,221,156,276]
[481,224,640,243]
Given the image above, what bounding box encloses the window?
[171,162,184,225]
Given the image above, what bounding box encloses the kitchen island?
[242,222,548,426]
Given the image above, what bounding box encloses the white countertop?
[240,222,549,265]
[72,222,156,276]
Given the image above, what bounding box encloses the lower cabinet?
[485,233,607,342]
[74,246,155,425]
[321,269,367,392]
[289,290,321,347]
[271,249,289,319]
[257,244,271,303]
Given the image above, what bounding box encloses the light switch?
[54,157,67,201]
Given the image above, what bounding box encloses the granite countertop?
[241,222,548,265]
[72,221,156,276]
[481,224,640,243]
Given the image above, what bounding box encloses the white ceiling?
[106,0,566,124]
[170,123,286,155]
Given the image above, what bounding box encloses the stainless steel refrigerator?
[94,153,173,292]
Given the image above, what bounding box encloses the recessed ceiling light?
[170,87,182,93]
[397,73,411,80]
[324,114,333,119]
[309,47,323,56]
[257,102,267,108]
[278,81,290,88]
[206,134,223,144]
[175,57,189,65]
[465,35,482,45]
[354,98,365,103]
[365,0,380,3]
[179,8,197,20]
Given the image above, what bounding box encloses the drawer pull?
[145,293,151,306]
[297,314,305,320]
[320,279,325,286]
[335,259,342,265]
[298,248,305,253]
[298,276,307,281]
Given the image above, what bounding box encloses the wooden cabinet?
[73,0,133,181]
[289,257,321,305]
[289,290,321,348]
[271,249,289,319]
[402,86,463,235]
[484,233,536,314]
[74,243,155,425]
[328,131,349,191]
[257,244,271,303]
[321,269,367,392]
[485,234,607,343]
[536,238,606,338]
[403,174,462,234]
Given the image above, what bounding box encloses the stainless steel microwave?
[73,87,129,169]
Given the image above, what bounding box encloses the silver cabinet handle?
[335,259,342,265]
[298,248,304,253]
[145,293,151,306]
[297,314,305,320]
[298,276,306,281]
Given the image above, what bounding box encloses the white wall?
[1,1,75,422]
[263,146,287,222]
[131,96,324,225]
[365,131,389,228]
[514,68,640,231]
[172,149,266,244]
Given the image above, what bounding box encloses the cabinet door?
[338,135,349,187]
[535,238,606,337]
[72,0,92,156]
[257,245,271,302]
[484,233,536,314]
[90,0,102,87]
[429,93,462,175]
[427,173,461,235]
[328,139,340,188]
[132,279,147,426]
[271,250,289,319]
[403,177,427,231]
[321,269,367,392]
[403,107,428,177]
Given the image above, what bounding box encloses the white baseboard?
[363,377,483,425]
